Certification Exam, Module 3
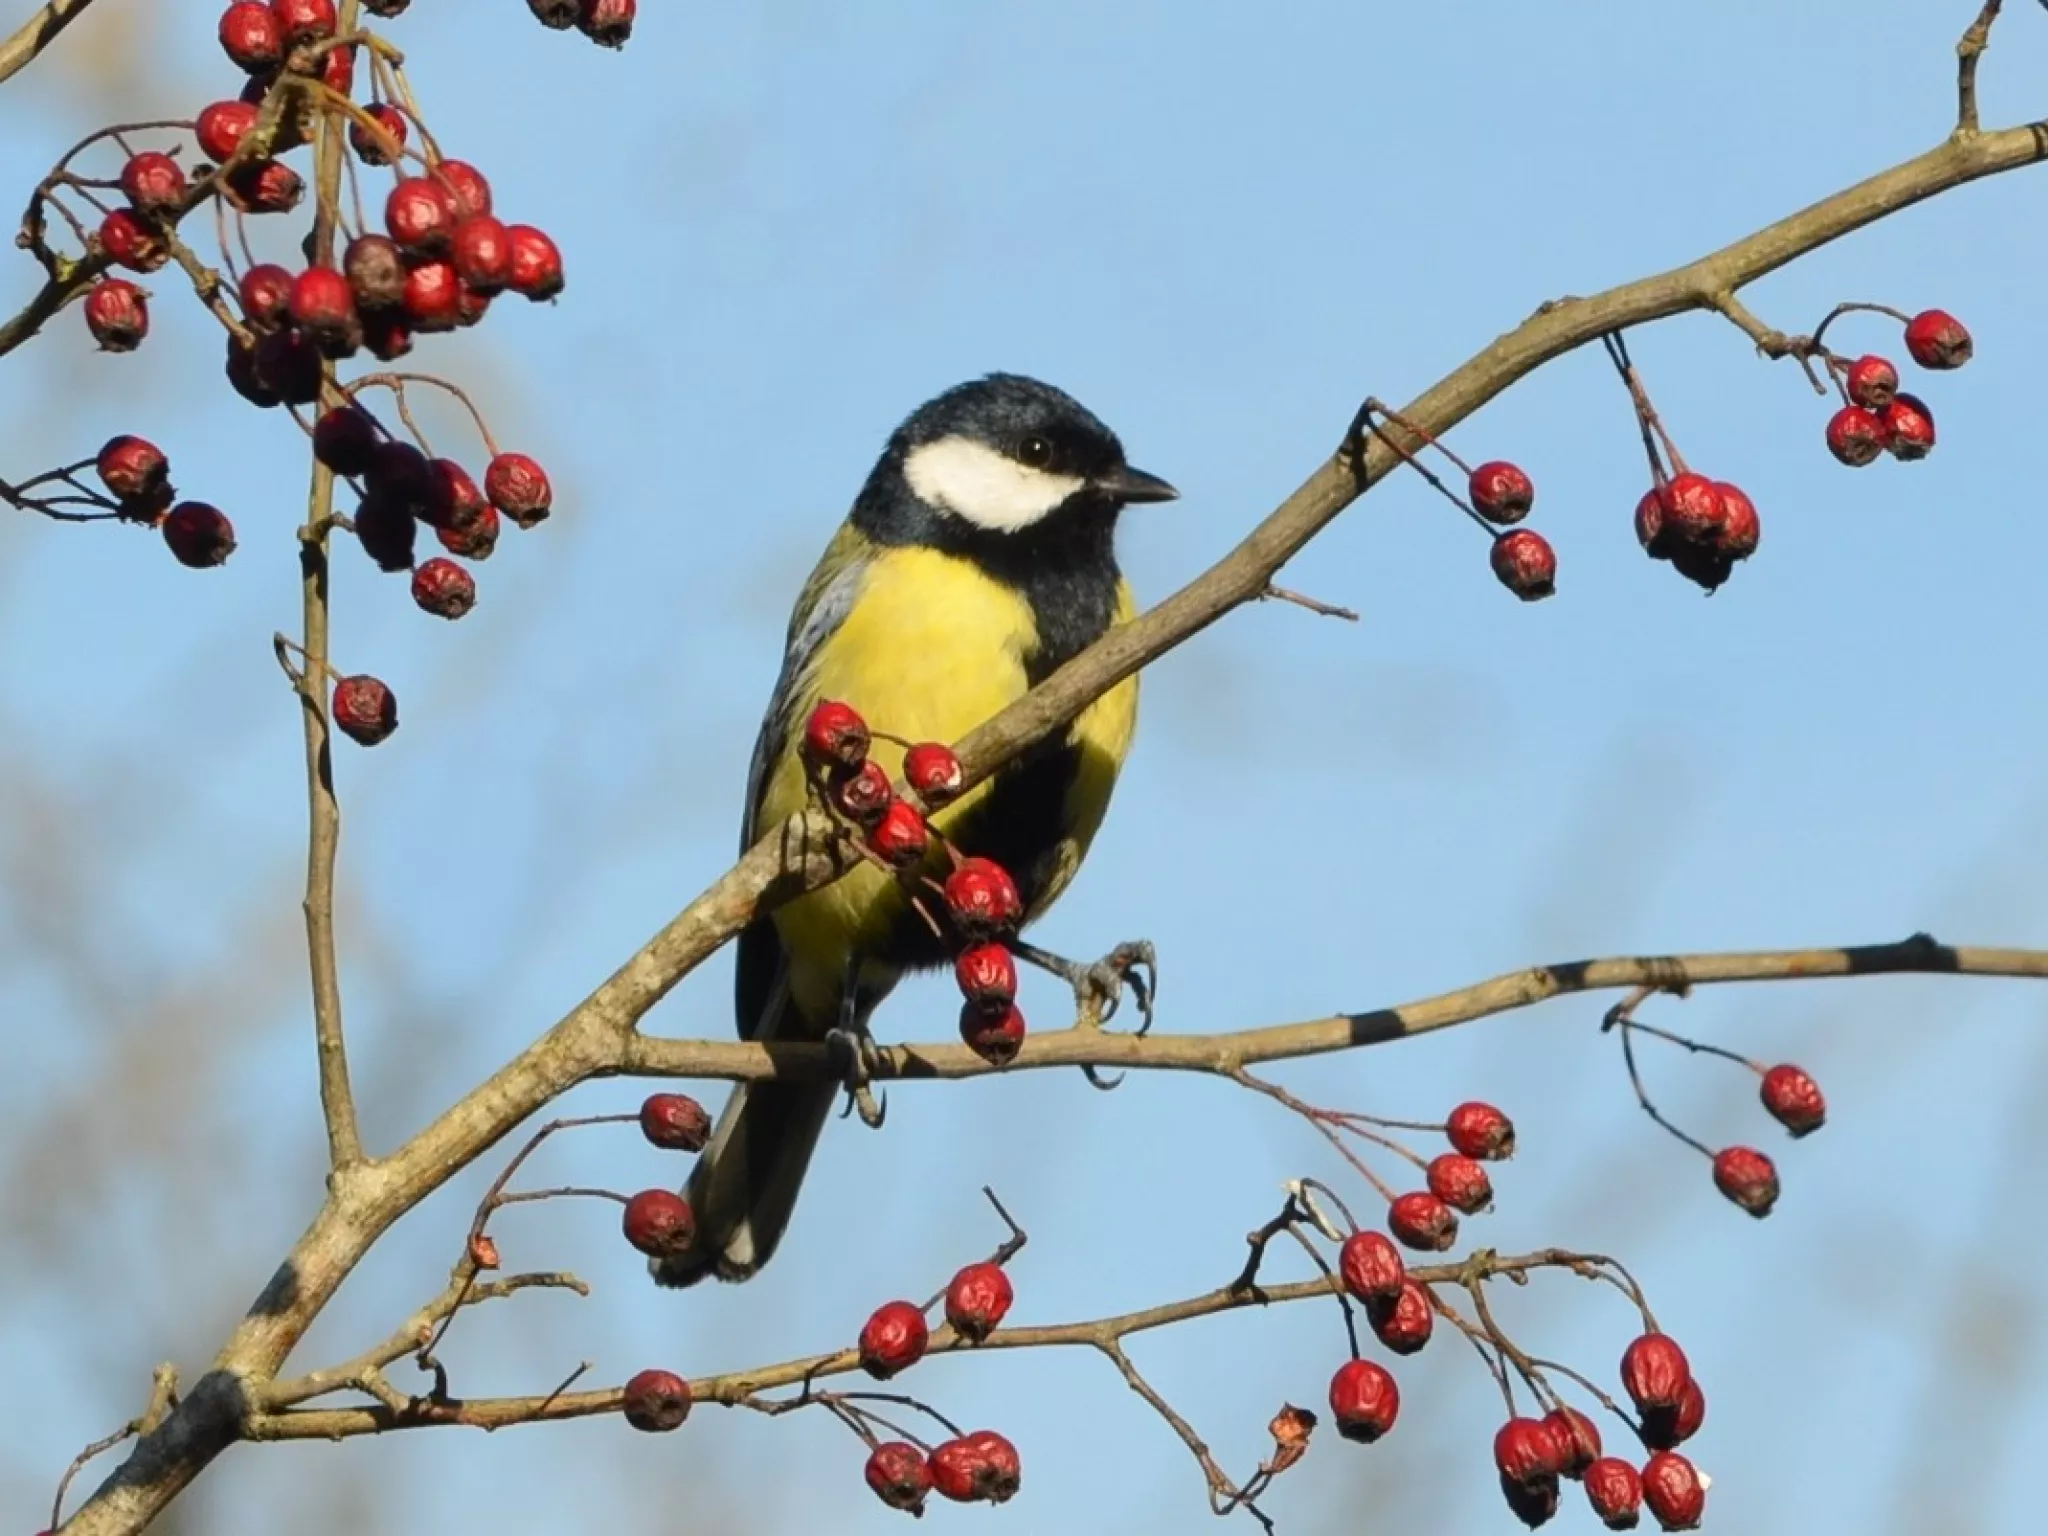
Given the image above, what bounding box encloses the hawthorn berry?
[96,435,169,502]
[1387,1190,1458,1251]
[1640,1450,1706,1531]
[1658,473,1725,545]
[225,158,304,214]
[905,741,964,804]
[1469,459,1534,525]
[256,328,322,404]
[98,209,166,273]
[350,103,407,166]
[219,2,284,71]
[927,1431,1020,1504]
[411,556,477,619]
[1633,487,1671,560]
[1759,1062,1826,1137]
[1903,308,1972,369]
[437,504,500,560]
[225,334,280,408]
[1425,1153,1493,1214]
[1498,1469,1562,1529]
[119,151,186,217]
[865,1441,933,1515]
[432,159,493,220]
[1713,480,1760,561]
[943,856,1024,936]
[162,502,236,567]
[1544,1406,1602,1478]
[401,259,463,332]
[621,1188,695,1258]
[423,459,488,531]
[1495,1416,1568,1486]
[1712,1144,1779,1217]
[1620,1333,1691,1415]
[1328,1358,1400,1444]
[337,238,403,315]
[332,674,398,746]
[484,451,553,526]
[944,1261,1015,1342]
[638,1091,711,1152]
[830,760,894,827]
[450,215,514,294]
[366,438,431,502]
[1883,393,1936,460]
[385,176,458,255]
[1490,528,1556,601]
[288,266,360,355]
[857,1300,929,1379]
[271,0,337,46]
[959,1000,1027,1064]
[363,311,414,361]
[1845,354,1899,410]
[579,0,636,46]
[84,278,149,351]
[620,1367,691,1432]
[1825,405,1888,467]
[195,100,260,164]
[868,801,929,866]
[506,223,565,300]
[529,0,580,26]
[1339,1229,1406,1303]
[802,699,869,771]
[953,942,1018,1013]
[1447,1101,1515,1160]
[1670,1378,1706,1445]
[238,261,295,325]
[1367,1279,1434,1355]
[353,493,414,570]
[1584,1457,1644,1530]
[455,281,494,328]
[313,404,381,477]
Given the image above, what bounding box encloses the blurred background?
[2,1,2044,1531]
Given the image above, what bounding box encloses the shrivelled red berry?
[288,266,359,354]
[84,278,149,351]
[450,215,513,294]
[432,159,493,219]
[830,760,894,827]
[254,327,321,404]
[332,674,397,745]
[162,502,236,567]
[1883,393,1936,460]
[339,235,404,313]
[621,1188,694,1257]
[1367,1278,1434,1355]
[1338,1229,1405,1303]
[578,0,636,47]
[366,437,430,502]
[638,1091,711,1151]
[528,0,579,25]
[506,223,565,300]
[423,459,487,531]
[271,0,337,45]
[1640,1451,1706,1531]
[1447,1101,1515,1160]
[195,99,260,163]
[1904,308,1972,369]
[943,856,1024,936]
[353,490,416,571]
[1825,405,1888,467]
[953,942,1018,1012]
[621,1368,691,1432]
[944,1261,1014,1342]
[385,176,458,255]
[1584,1457,1644,1530]
[1499,1469,1561,1529]
[1328,1358,1400,1444]
[484,452,553,526]
[865,1441,933,1515]
[1760,1063,1826,1138]
[959,1000,1026,1064]
[1490,529,1555,601]
[322,41,357,92]
[1620,1334,1691,1415]
[1633,487,1670,560]
[802,699,869,771]
[1544,1407,1602,1478]
[225,333,279,407]
[1426,1153,1493,1214]
[857,1300,929,1379]
[1495,1416,1568,1486]
[437,503,499,559]
[411,556,477,619]
[1657,473,1724,544]
[1713,481,1760,561]
[1712,1144,1779,1217]
[927,1431,1020,1504]
[97,434,169,501]
[867,802,929,866]
[455,281,493,328]
[219,2,284,71]
[1644,1378,1707,1451]
[905,741,965,804]
[225,158,304,214]
[401,259,462,332]
[236,262,294,326]
[1845,354,1899,410]
[98,209,166,273]
[313,404,381,477]
[119,151,186,217]
[350,102,407,165]
[1387,1191,1457,1251]
[1468,459,1534,525]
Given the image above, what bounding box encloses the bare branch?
[1957,0,2005,134]
[0,0,96,89]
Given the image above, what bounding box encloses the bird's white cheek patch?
[903,436,1085,532]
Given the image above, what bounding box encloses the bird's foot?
[825,1023,888,1129]
[1011,938,1158,1034]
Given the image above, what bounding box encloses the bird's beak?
[1094,465,1179,505]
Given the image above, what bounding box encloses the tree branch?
[0,0,95,89]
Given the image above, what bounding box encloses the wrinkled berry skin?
[1712,1144,1780,1217]
[99,209,167,273]
[1469,459,1535,525]
[385,176,458,255]
[905,741,965,804]
[506,223,565,299]
[1903,308,1972,369]
[867,801,929,867]
[1826,405,1889,467]
[96,434,169,501]
[953,942,1018,1012]
[162,502,236,567]
[1620,1333,1691,1414]
[1490,529,1556,601]
[1338,1229,1406,1303]
[1883,393,1936,460]
[411,556,477,619]
[802,699,869,772]
[1760,1063,1826,1137]
[1328,1358,1400,1443]
[638,1092,711,1151]
[1368,1279,1434,1355]
[332,674,398,746]
[927,1431,1020,1504]
[1545,1406,1602,1478]
[1657,473,1725,544]
[1640,1450,1707,1530]
[1387,1190,1458,1251]
[1494,1416,1568,1486]
[858,1300,930,1380]
[621,1368,691,1432]
[1845,354,1900,409]
[1584,1457,1644,1530]
[830,760,894,827]
[943,856,1024,936]
[1447,1101,1515,1160]
[865,1441,933,1514]
[1499,1469,1561,1529]
[944,1261,1015,1342]
[484,451,553,526]
[959,1000,1027,1064]
[84,279,150,351]
[1426,1152,1493,1214]
[196,99,260,163]
[1713,481,1761,561]
[621,1189,695,1258]
[119,151,186,217]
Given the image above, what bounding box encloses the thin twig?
[1259,584,1360,622]
[1957,0,2004,135]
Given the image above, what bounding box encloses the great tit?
[652,373,1176,1287]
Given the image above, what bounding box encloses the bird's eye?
[1015,434,1053,468]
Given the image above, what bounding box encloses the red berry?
[1620,1334,1691,1414]
[401,259,462,332]
[196,100,260,163]
[363,311,413,361]
[1328,1358,1400,1444]
[620,1367,691,1431]
[98,209,166,273]
[1367,1278,1434,1355]
[1669,1378,1706,1446]
[161,502,235,567]
[455,280,494,328]
[350,103,407,165]
[829,760,894,827]
[449,215,514,294]
[959,1000,1027,1065]
[1711,1144,1779,1217]
[96,435,169,502]
[1447,1101,1515,1160]
[1640,1450,1706,1531]
[506,223,565,300]
[1490,529,1555,601]
[1712,481,1760,560]
[366,438,431,502]
[219,2,284,70]
[1883,393,1936,460]
[385,176,457,255]
[801,699,869,771]
[944,1261,1014,1342]
[865,1441,933,1515]
[1386,1191,1457,1251]
[1633,487,1670,560]
[313,404,381,477]
[953,942,1018,1012]
[436,504,499,559]
[1500,1469,1561,1529]
[621,1188,694,1258]
[863,793,927,861]
[332,674,398,746]
[638,1091,710,1151]
[270,0,336,46]
[1903,308,1972,369]
[224,159,304,214]
[529,0,579,25]
[1495,1416,1568,1485]
[484,452,553,527]
[1338,1229,1405,1303]
[422,459,487,531]
[578,0,636,47]
[904,741,965,804]
[1657,473,1724,545]
[1584,1457,1644,1530]
[237,262,295,325]
[353,490,417,572]
[942,856,1024,936]
[1468,459,1534,525]
[119,151,186,217]
[1425,1153,1493,1214]
[432,159,493,220]
[1544,1407,1602,1478]
[225,333,279,408]
[411,556,477,619]
[288,266,359,355]
[1845,353,1899,410]
[927,1431,1020,1504]
[83,278,149,351]
[1825,404,1888,467]
[857,1300,929,1379]
[1759,1063,1825,1138]
[342,235,407,312]
[256,327,322,404]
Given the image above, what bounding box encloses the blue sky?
[3,2,2046,1532]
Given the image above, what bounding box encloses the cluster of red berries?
[1632,472,1761,594]
[1467,460,1559,603]
[1822,310,1969,468]
[800,699,1035,1065]
[87,434,238,569]
[523,0,638,45]
[1704,1060,1826,1220]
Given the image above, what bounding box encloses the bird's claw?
[825,1025,889,1129]
[1010,937,1158,1033]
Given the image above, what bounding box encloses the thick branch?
[0,0,94,88]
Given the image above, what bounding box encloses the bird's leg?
[1010,938,1158,1035]
[824,963,887,1129]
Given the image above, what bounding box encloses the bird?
[651,372,1176,1287]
